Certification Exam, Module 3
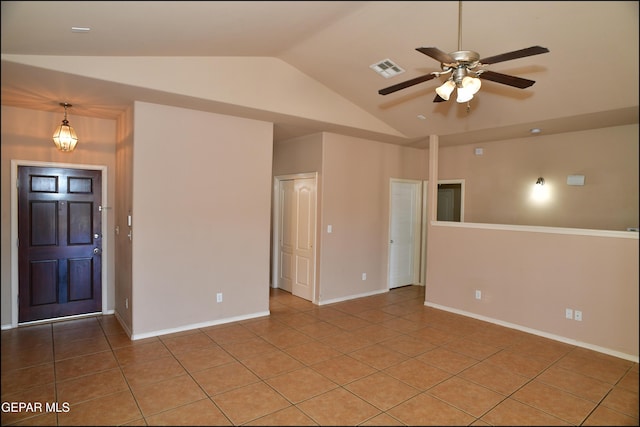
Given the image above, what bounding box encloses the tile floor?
[1,285,638,426]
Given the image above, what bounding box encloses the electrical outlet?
[574,310,582,321]
[362,273,367,280]
[125,298,129,309]
[216,293,223,303]
[475,290,481,300]
[565,308,573,319]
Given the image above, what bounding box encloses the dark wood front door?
[18,166,102,323]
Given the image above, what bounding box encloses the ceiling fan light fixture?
[461,75,481,94]
[435,80,456,101]
[456,85,474,103]
[376,0,549,105]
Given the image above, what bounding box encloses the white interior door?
[278,180,295,293]
[292,179,315,301]
[276,176,316,301]
[388,179,422,289]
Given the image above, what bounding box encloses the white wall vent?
[370,59,405,78]
[567,175,585,186]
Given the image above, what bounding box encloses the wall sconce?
[52,103,78,152]
[531,176,550,203]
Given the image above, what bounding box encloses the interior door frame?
[435,179,465,222]
[10,159,109,327]
[388,178,424,289]
[271,172,318,304]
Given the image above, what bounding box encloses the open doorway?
[437,180,464,222]
[272,173,318,303]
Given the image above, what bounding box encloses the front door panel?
[18,166,102,322]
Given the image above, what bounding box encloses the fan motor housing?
[449,50,480,65]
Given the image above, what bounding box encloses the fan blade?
[416,47,455,64]
[479,46,549,64]
[433,94,446,103]
[478,70,536,89]
[378,73,437,95]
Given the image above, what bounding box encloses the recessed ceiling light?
[71,27,91,33]
[530,128,542,134]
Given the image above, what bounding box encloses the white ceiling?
[1,1,638,147]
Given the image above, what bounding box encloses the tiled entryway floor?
[1,285,638,426]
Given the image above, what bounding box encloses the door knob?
[93,248,101,255]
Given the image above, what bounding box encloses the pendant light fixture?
[52,102,78,152]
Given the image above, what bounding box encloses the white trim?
[431,220,639,239]
[425,301,639,363]
[388,178,423,289]
[318,288,387,306]
[2,309,115,331]
[420,181,428,285]
[131,310,270,341]
[13,311,102,327]
[10,160,109,327]
[271,172,318,304]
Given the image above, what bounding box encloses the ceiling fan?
[378,1,549,104]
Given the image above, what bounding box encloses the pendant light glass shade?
[461,76,481,94]
[456,86,474,103]
[52,103,78,152]
[435,80,456,101]
[456,76,481,103]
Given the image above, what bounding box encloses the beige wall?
[273,132,430,303]
[114,106,134,333]
[318,133,429,302]
[272,130,638,360]
[272,133,324,301]
[425,222,639,359]
[1,105,117,326]
[129,102,274,337]
[2,104,638,360]
[273,133,323,177]
[438,124,639,231]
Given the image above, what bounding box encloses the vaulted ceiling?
[2,1,638,147]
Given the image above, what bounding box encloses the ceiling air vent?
[370,59,405,78]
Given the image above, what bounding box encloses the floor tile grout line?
[3,287,638,426]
